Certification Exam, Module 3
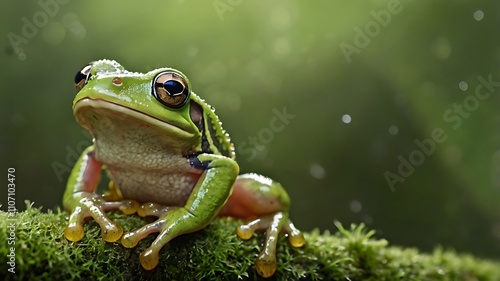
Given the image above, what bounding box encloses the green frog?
[63,59,304,278]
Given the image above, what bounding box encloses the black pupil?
[74,71,87,84]
[163,80,184,96]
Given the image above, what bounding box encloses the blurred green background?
[1,0,499,261]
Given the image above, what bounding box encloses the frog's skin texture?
[63,59,304,278]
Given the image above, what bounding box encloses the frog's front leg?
[63,146,139,242]
[218,173,305,278]
[120,153,238,270]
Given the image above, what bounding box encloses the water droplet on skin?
[473,10,484,21]
[309,163,325,179]
[458,81,468,91]
[342,114,351,124]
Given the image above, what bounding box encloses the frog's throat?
[73,98,198,140]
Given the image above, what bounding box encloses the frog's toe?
[98,218,124,242]
[100,199,140,215]
[118,200,140,215]
[65,222,85,242]
[121,218,166,248]
[140,247,160,270]
[122,203,174,248]
[255,253,277,278]
[64,209,85,242]
[284,222,305,247]
[83,197,127,242]
[236,218,263,240]
[137,203,175,217]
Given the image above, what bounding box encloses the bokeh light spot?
[42,21,66,45]
[342,114,352,124]
[432,37,451,60]
[458,81,468,91]
[350,200,362,213]
[389,125,399,135]
[309,163,325,179]
[473,10,484,21]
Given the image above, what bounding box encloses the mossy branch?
[1,203,499,281]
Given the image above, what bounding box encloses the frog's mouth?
[73,98,198,141]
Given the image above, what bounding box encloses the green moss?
[1,202,499,281]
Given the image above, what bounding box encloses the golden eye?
[74,64,92,92]
[152,72,190,108]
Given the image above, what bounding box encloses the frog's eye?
[152,72,190,108]
[74,64,93,92]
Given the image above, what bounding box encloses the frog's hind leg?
[218,173,305,278]
[122,153,239,271]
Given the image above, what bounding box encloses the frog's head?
[72,59,205,153]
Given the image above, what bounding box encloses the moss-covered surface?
[1,203,499,281]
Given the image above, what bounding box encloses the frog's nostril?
[163,80,184,96]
